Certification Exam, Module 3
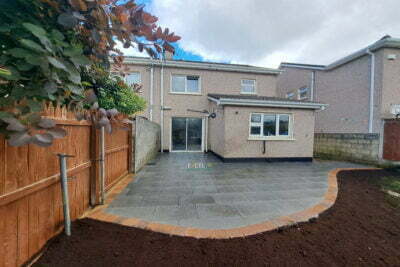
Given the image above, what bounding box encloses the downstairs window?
[249,113,292,140]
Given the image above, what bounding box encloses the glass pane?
[279,115,290,136]
[263,115,276,136]
[241,80,255,93]
[251,114,261,123]
[250,126,261,135]
[242,79,255,85]
[187,118,202,151]
[172,76,186,92]
[241,84,255,93]
[187,76,199,93]
[172,118,187,151]
[126,73,141,85]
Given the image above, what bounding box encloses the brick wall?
[133,116,161,173]
[314,133,380,163]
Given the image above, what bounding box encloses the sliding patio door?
[171,117,203,152]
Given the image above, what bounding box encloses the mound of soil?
[34,170,400,266]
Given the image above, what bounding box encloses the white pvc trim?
[149,65,154,121]
[311,71,315,101]
[123,58,281,75]
[208,96,327,110]
[280,63,325,70]
[367,49,375,133]
[160,61,164,152]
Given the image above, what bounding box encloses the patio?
[105,153,363,229]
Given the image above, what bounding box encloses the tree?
[0,0,180,146]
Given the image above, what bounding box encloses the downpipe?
[57,153,74,236]
[367,49,375,133]
[160,56,164,153]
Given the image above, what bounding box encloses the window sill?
[248,137,296,141]
[169,92,202,96]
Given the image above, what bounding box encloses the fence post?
[90,125,101,206]
[57,153,74,236]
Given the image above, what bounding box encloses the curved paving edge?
[86,168,378,239]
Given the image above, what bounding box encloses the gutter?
[280,63,325,71]
[123,57,281,75]
[326,37,400,70]
[208,96,327,110]
[283,37,400,72]
[366,49,375,133]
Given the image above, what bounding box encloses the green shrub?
[83,67,146,115]
[98,77,146,115]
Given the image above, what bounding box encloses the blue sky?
[123,0,205,62]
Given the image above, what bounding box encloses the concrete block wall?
[314,133,380,163]
[133,116,161,173]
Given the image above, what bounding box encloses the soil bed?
[35,170,400,266]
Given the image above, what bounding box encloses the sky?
[119,0,400,68]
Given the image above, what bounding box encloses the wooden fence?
[383,119,400,161]
[0,105,131,267]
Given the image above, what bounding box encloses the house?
[277,36,400,163]
[113,55,326,162]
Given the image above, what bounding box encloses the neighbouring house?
[277,35,400,163]
[113,55,326,162]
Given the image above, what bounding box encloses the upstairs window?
[286,91,295,99]
[171,75,200,94]
[126,72,141,86]
[249,113,292,139]
[241,79,256,94]
[298,87,309,100]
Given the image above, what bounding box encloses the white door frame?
[170,116,205,152]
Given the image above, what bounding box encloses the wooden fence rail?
[0,105,131,267]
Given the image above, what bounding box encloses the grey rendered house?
[113,55,326,161]
[277,36,400,163]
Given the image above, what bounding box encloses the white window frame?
[125,72,141,85]
[169,116,205,152]
[248,113,294,141]
[241,79,257,94]
[298,87,309,100]
[286,91,295,99]
[170,74,201,95]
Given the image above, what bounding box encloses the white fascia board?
[326,38,400,70]
[217,98,328,110]
[122,58,281,75]
[280,63,325,71]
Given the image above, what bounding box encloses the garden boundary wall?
[0,105,131,267]
[314,133,380,163]
[133,116,160,173]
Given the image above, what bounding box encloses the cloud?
[114,41,148,57]
[149,0,400,68]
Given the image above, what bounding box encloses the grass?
[379,171,400,208]
[381,175,400,194]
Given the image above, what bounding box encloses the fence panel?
[383,120,400,161]
[104,127,130,190]
[0,106,93,267]
[0,106,132,266]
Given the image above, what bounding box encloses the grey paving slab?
[106,153,367,229]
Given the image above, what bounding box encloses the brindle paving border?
[86,168,378,239]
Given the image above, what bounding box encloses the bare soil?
[34,170,400,267]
